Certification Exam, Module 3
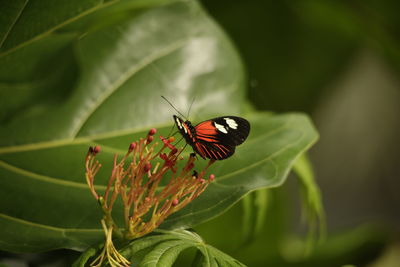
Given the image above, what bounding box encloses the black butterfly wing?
[193,116,250,160]
[209,116,250,146]
[193,139,235,160]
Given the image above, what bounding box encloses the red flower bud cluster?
[85,129,215,242]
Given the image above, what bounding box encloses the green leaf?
[0,0,28,49]
[73,229,247,267]
[139,240,192,267]
[0,0,318,254]
[0,111,318,252]
[0,0,186,58]
[0,0,183,121]
[0,0,109,55]
[0,0,244,253]
[162,112,318,229]
[0,33,79,122]
[0,1,244,146]
[0,0,177,56]
[293,153,326,254]
[241,189,270,244]
[71,246,98,267]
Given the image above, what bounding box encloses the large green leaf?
[0,0,318,253]
[74,229,247,266]
[0,0,177,56]
[162,112,318,229]
[0,0,180,123]
[0,1,244,146]
[0,0,244,252]
[0,0,108,55]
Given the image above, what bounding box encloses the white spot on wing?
[224,118,238,129]
[183,124,188,134]
[175,118,182,128]
[214,122,228,134]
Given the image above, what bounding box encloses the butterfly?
[173,115,250,160]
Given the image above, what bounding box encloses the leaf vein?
[0,0,29,49]
[0,160,106,190]
[0,213,102,233]
[71,39,188,137]
[0,0,118,57]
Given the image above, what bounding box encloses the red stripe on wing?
[195,142,232,160]
[195,142,207,159]
[195,120,217,135]
[195,120,220,143]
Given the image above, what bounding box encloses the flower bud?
[209,174,215,181]
[168,136,175,143]
[147,135,154,144]
[144,162,152,172]
[93,145,101,155]
[129,142,136,152]
[148,128,157,136]
[199,178,205,184]
[172,199,179,206]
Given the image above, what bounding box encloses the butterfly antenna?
[173,136,184,147]
[186,96,196,118]
[165,124,175,138]
[161,96,187,119]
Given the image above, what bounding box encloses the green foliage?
[0,0,322,265]
[294,154,326,254]
[241,189,269,245]
[74,229,247,266]
[198,1,400,266]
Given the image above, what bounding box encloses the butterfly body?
[173,115,250,160]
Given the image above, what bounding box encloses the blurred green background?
[194,0,400,266]
[1,0,400,266]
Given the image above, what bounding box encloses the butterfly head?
[173,115,184,131]
[173,115,194,138]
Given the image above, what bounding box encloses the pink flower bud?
[144,162,152,172]
[148,128,157,136]
[147,135,154,143]
[172,199,179,206]
[93,145,101,155]
[209,174,215,181]
[129,142,136,152]
[199,178,206,184]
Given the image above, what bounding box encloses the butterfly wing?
[194,139,235,160]
[209,116,250,146]
[193,116,250,160]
